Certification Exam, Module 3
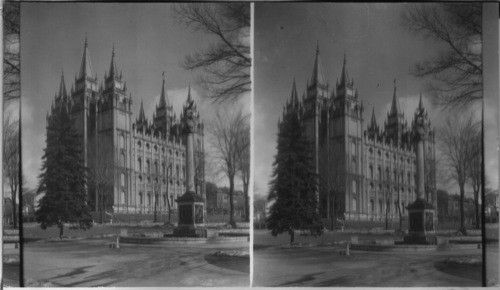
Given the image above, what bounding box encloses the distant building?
[278,45,436,221]
[46,38,205,216]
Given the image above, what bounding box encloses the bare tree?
[237,122,250,222]
[438,112,480,234]
[402,3,482,107]
[468,127,482,229]
[173,3,251,103]
[3,1,20,102]
[207,108,249,228]
[3,113,19,228]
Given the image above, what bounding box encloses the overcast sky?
[21,3,250,190]
[254,3,498,198]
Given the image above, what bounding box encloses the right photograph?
[253,3,497,287]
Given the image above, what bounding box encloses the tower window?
[120,173,126,187]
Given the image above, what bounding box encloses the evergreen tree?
[267,108,322,245]
[36,104,92,238]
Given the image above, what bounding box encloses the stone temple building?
[47,38,205,215]
[279,45,436,222]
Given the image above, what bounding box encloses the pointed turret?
[389,78,401,116]
[78,36,94,79]
[159,72,167,108]
[109,44,118,78]
[339,52,349,86]
[370,107,377,128]
[418,92,424,112]
[187,83,193,103]
[138,100,146,122]
[310,43,326,87]
[58,71,68,99]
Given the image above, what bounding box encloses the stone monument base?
[405,198,436,245]
[173,226,207,238]
[174,191,206,238]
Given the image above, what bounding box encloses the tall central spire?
[109,43,118,78]
[339,52,349,86]
[79,36,94,79]
[389,78,401,116]
[159,72,167,108]
[310,42,326,87]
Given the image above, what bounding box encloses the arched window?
[387,201,391,213]
[139,192,143,204]
[121,191,126,204]
[402,202,405,214]
[146,143,150,150]
[379,200,383,213]
[119,135,125,149]
[163,194,167,207]
[352,158,356,172]
[351,180,356,194]
[168,164,172,176]
[352,198,357,211]
[182,166,186,179]
[147,193,151,205]
[370,200,374,212]
[137,158,142,172]
[138,141,142,148]
[121,152,126,167]
[369,165,373,179]
[146,160,151,174]
[120,173,125,187]
[393,170,397,182]
[176,165,179,178]
[407,172,411,184]
[378,167,382,180]
[154,161,159,175]
[385,168,390,180]
[162,163,166,175]
[351,141,356,156]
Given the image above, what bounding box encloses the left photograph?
[20,3,250,287]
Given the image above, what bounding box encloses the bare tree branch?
[173,3,251,103]
[402,3,482,108]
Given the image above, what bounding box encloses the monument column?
[173,88,206,237]
[405,98,436,244]
[186,132,195,194]
[416,134,425,200]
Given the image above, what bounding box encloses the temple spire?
[339,51,349,86]
[310,42,325,86]
[109,43,118,78]
[78,36,94,79]
[418,92,424,111]
[58,70,68,98]
[159,71,167,108]
[187,83,193,103]
[370,106,377,128]
[390,78,401,115]
[138,99,146,122]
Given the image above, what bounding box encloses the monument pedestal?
[173,191,207,237]
[404,198,436,244]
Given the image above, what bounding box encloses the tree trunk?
[10,183,17,229]
[289,228,295,245]
[243,178,249,222]
[12,196,17,229]
[459,183,467,235]
[229,175,236,228]
[474,190,480,229]
[59,223,64,239]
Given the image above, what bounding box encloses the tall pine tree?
[267,106,323,245]
[36,102,92,238]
